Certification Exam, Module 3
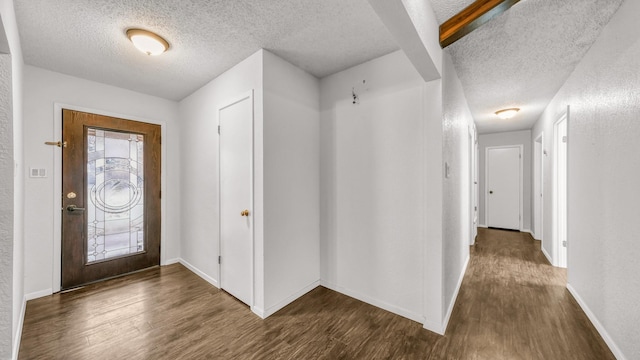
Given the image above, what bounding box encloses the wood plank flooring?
[19,228,615,359]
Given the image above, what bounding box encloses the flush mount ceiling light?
[495,108,520,119]
[126,29,170,56]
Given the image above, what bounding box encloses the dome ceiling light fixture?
[126,28,170,56]
[495,108,520,119]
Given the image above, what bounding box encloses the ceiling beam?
[439,0,520,48]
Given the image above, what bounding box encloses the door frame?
[469,126,476,245]
[534,133,544,242]
[553,108,569,268]
[484,144,524,231]
[217,90,255,308]
[52,103,168,293]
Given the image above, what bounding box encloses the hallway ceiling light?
[126,29,170,56]
[495,108,520,119]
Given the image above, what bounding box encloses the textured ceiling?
[429,0,624,133]
[429,0,476,24]
[15,0,626,133]
[15,0,399,101]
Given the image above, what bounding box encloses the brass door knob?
[241,209,249,216]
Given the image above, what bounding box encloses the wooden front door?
[61,109,161,289]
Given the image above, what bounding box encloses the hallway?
[18,228,614,359]
[431,228,614,359]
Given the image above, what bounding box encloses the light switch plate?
[29,168,47,178]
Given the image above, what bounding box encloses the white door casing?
[219,91,254,305]
[534,134,544,241]
[486,145,523,230]
[554,113,568,268]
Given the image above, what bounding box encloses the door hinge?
[562,240,567,247]
[218,256,221,264]
[562,136,567,143]
[519,154,522,159]
[218,125,220,135]
[159,190,161,199]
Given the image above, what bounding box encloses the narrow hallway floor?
[429,228,615,359]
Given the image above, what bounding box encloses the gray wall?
[478,130,532,231]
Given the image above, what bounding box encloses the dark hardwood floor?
[19,228,615,359]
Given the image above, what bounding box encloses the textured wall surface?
[441,51,473,315]
[0,53,13,360]
[23,65,180,296]
[320,51,427,323]
[178,50,263,300]
[477,130,532,230]
[531,0,640,358]
[263,51,320,314]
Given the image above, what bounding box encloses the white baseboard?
[566,284,627,360]
[441,255,470,335]
[251,306,265,318]
[320,280,425,324]
[162,258,180,266]
[12,296,26,360]
[262,280,320,318]
[541,246,553,265]
[178,258,219,288]
[478,224,488,228]
[423,318,444,335]
[25,288,53,301]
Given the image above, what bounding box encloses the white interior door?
[534,135,543,240]
[486,146,521,230]
[469,131,476,245]
[219,93,253,305]
[554,116,568,268]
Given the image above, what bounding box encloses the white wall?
[22,65,180,296]
[0,0,24,358]
[477,130,532,231]
[0,50,13,360]
[531,1,640,358]
[178,49,263,296]
[179,50,320,317]
[441,51,473,325]
[320,50,430,324]
[262,51,320,316]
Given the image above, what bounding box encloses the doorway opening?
[553,112,568,268]
[485,145,523,231]
[469,129,477,245]
[218,91,254,307]
[533,133,544,243]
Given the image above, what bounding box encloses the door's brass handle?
[67,205,86,212]
[241,209,250,216]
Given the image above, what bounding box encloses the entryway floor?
[19,228,614,359]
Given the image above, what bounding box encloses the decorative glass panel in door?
[87,129,145,262]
